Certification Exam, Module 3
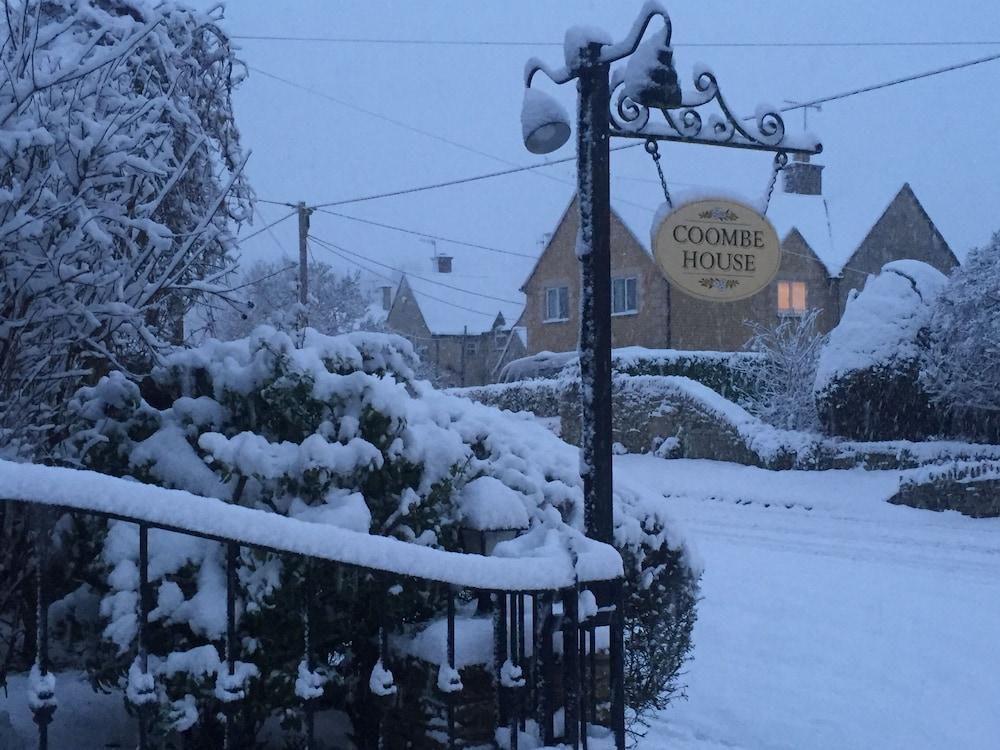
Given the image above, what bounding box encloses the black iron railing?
[1,462,625,750]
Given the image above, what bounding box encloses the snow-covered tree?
[736,309,825,431]
[0,0,252,454]
[815,261,946,440]
[211,258,377,341]
[922,231,1000,439]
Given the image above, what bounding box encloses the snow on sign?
[653,199,781,302]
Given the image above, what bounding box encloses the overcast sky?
[199,1,1000,307]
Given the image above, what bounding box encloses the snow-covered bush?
[0,0,251,454]
[736,309,826,431]
[615,486,699,733]
[211,258,378,341]
[922,232,1000,442]
[62,326,698,744]
[815,261,947,441]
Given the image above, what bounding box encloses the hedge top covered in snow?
[815,260,947,393]
[53,325,645,591]
[0,459,621,590]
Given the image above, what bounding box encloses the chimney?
[380,285,393,310]
[782,152,823,196]
[433,254,453,274]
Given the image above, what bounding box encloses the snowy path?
[618,457,1000,750]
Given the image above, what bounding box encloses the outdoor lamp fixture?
[521,87,572,154]
[459,522,526,558]
[521,6,821,747]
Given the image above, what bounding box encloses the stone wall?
[890,462,1000,518]
[889,479,1000,518]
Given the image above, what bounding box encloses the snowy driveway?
[617,456,1000,750]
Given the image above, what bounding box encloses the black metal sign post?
[576,43,615,545]
[522,5,822,748]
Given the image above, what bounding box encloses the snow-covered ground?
[618,456,1000,750]
[4,456,999,749]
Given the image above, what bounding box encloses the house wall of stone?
[837,184,958,313]
[521,200,839,355]
[387,278,526,387]
[669,228,840,350]
[520,198,671,355]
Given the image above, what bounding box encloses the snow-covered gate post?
[522,3,823,745]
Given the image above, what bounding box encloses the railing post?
[610,578,626,750]
[303,560,316,750]
[223,541,239,750]
[537,593,556,746]
[509,591,519,750]
[30,509,56,750]
[563,586,580,749]
[517,592,527,734]
[495,591,508,727]
[133,523,155,750]
[447,586,456,750]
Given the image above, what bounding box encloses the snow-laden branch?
[0,0,253,451]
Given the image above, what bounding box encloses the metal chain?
[762,151,789,214]
[644,139,672,209]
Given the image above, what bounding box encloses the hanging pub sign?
[652,199,781,302]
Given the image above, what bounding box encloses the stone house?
[384,254,526,387]
[519,180,956,354]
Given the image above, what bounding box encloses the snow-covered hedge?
[498,347,761,402]
[60,326,698,744]
[815,261,948,441]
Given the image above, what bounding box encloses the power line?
[248,66,656,213]
[257,48,1000,213]
[249,66,521,168]
[308,233,523,305]
[309,236,504,320]
[314,209,537,259]
[232,34,1000,49]
[237,209,297,242]
[779,50,1000,112]
[307,144,643,209]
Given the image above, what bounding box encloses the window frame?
[611,276,639,316]
[543,285,570,323]
[777,280,808,316]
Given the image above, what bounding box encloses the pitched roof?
[838,183,958,276]
[394,272,524,336]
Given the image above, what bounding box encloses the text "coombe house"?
[672,223,765,272]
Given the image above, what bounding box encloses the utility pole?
[297,201,311,328]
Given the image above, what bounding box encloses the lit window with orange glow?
[777,281,807,314]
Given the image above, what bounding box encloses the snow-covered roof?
[402,272,525,336]
[765,192,840,274]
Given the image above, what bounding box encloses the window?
[464,340,478,356]
[777,281,807,315]
[612,276,638,315]
[544,286,569,322]
[494,329,509,352]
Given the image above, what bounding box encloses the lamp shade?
[521,87,571,154]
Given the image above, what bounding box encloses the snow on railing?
[0,459,621,590]
[3,458,625,750]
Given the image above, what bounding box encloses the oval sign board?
[652,199,781,302]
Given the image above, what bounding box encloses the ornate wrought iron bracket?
[610,65,822,155]
[524,1,822,157]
